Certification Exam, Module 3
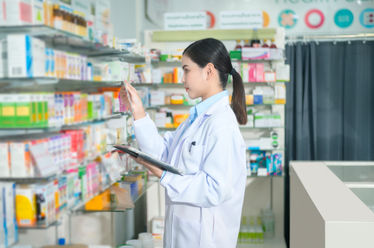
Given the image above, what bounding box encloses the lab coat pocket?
[173,205,201,247]
[180,142,205,174]
[200,208,215,247]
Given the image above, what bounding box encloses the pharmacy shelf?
[247,148,284,152]
[82,181,155,213]
[237,237,287,248]
[150,58,285,65]
[247,175,284,178]
[0,25,145,62]
[132,82,287,89]
[0,113,128,136]
[152,29,277,42]
[0,174,57,183]
[18,221,59,230]
[158,127,284,132]
[147,104,284,110]
[70,182,115,213]
[0,77,124,92]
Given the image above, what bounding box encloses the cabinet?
[138,28,287,248]
[0,23,146,247]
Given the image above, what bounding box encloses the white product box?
[276,64,290,82]
[0,39,7,78]
[33,37,46,77]
[31,0,44,24]
[1,183,18,247]
[0,184,4,248]
[3,0,32,25]
[151,69,162,83]
[10,141,34,177]
[150,90,165,106]
[242,48,270,60]
[0,143,10,177]
[155,112,167,127]
[35,182,56,225]
[7,35,35,78]
[269,48,284,60]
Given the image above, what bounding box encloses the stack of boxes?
[0,182,18,248]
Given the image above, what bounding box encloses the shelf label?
[164,12,207,30]
[219,11,263,29]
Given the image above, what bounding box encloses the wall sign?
[305,9,325,29]
[164,12,207,30]
[334,9,354,29]
[219,11,263,29]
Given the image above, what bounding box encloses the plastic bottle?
[234,40,242,51]
[261,208,275,238]
[243,39,251,48]
[248,217,256,244]
[270,39,277,48]
[262,39,269,48]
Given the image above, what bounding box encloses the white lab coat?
[134,96,246,248]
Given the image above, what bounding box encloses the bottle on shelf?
[262,39,269,48]
[243,40,251,48]
[234,40,242,51]
[270,39,277,48]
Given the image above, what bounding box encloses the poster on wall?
[147,0,374,35]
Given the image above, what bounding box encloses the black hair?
[183,38,247,125]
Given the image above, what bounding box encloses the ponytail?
[230,68,247,125]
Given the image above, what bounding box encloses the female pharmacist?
[121,38,247,248]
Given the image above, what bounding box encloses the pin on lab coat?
[134,96,246,248]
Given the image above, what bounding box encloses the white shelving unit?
[0,24,146,247]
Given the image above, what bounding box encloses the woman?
[121,38,247,248]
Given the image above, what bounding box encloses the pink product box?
[242,48,270,60]
[256,63,265,82]
[248,64,257,82]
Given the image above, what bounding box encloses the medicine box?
[7,35,45,78]
[15,185,36,227]
[1,183,17,247]
[2,0,33,26]
[0,143,10,177]
[0,94,16,128]
[15,94,33,128]
[242,48,270,60]
[10,141,34,177]
[35,182,56,226]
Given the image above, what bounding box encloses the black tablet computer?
[113,145,184,176]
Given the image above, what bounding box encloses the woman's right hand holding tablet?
[119,81,146,120]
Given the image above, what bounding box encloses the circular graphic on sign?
[360,8,374,28]
[263,11,270,27]
[206,11,216,28]
[334,9,354,28]
[278,9,298,29]
[305,9,325,29]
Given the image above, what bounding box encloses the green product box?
[0,94,16,128]
[15,94,33,128]
[230,50,242,61]
[79,166,87,201]
[87,95,94,121]
[42,93,49,127]
[31,94,38,127]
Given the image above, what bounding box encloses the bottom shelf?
[237,237,287,248]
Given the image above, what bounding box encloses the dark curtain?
[284,40,374,246]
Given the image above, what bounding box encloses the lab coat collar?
[176,95,230,143]
[204,94,230,116]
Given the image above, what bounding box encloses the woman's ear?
[205,63,215,80]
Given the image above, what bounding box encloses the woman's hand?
[119,81,146,120]
[129,155,163,178]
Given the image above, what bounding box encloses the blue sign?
[334,9,354,28]
[360,8,374,28]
